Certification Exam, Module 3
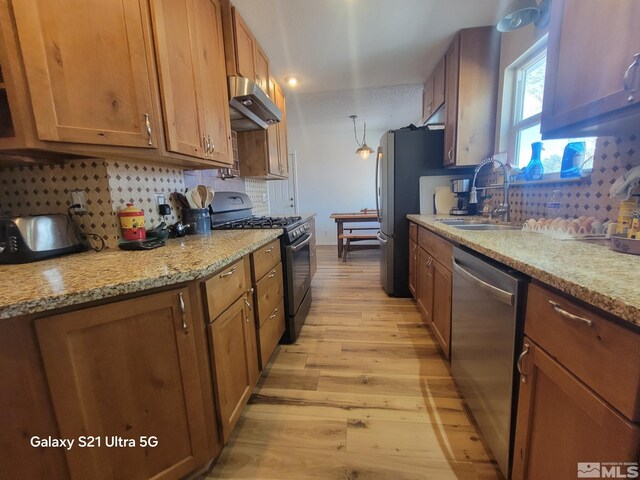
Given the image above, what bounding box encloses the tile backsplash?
[0,132,270,248]
[478,134,640,224]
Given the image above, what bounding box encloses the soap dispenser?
[524,142,544,181]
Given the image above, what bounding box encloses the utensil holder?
[182,208,211,236]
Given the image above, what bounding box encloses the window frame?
[508,45,547,169]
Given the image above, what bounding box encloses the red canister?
[118,203,146,241]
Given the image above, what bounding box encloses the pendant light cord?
[351,115,366,147]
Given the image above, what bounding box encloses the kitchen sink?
[437,219,522,231]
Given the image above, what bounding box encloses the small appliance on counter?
[117,203,146,241]
[450,178,476,216]
[0,214,84,263]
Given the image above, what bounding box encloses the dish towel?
[610,165,640,199]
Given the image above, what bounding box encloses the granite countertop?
[0,229,282,320]
[408,214,640,327]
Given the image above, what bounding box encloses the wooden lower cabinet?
[416,247,433,323]
[431,259,452,359]
[35,288,208,480]
[512,338,640,480]
[207,294,258,442]
[408,239,417,298]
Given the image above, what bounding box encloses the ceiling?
[232,0,505,94]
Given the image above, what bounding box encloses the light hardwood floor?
[208,246,502,480]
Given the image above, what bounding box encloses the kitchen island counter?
[0,229,282,319]
[408,214,640,327]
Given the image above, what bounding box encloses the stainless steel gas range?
[210,192,312,343]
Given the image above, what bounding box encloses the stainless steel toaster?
[0,214,85,263]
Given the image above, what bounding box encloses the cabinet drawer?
[255,262,284,327]
[252,239,281,280]
[409,222,417,242]
[418,226,452,270]
[525,283,640,421]
[204,258,247,321]
[258,299,285,368]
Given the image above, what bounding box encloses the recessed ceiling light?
[285,76,299,87]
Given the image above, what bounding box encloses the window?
[509,46,596,174]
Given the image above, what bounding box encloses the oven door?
[285,232,312,314]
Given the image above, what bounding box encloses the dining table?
[329,210,380,259]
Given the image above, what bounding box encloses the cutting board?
[434,186,457,215]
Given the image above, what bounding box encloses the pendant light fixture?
[350,115,374,159]
[496,0,552,32]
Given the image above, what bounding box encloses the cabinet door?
[150,0,206,159]
[208,295,258,442]
[408,239,417,298]
[254,43,270,95]
[542,0,640,137]
[512,339,640,480]
[194,0,233,165]
[274,81,289,177]
[416,247,433,323]
[12,0,159,148]
[232,9,255,80]
[35,289,207,480]
[422,79,434,123]
[444,38,459,167]
[266,80,280,176]
[431,260,452,359]
[432,57,446,112]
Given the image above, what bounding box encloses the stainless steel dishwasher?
[451,247,528,478]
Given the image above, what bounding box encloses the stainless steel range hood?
[228,76,282,131]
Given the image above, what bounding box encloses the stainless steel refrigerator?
[376,126,473,297]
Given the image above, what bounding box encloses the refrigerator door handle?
[375,147,382,222]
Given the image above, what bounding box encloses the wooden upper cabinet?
[254,43,270,95]
[432,57,445,113]
[151,0,232,165]
[11,0,159,148]
[150,0,206,159]
[512,338,640,480]
[231,8,255,80]
[541,0,640,138]
[444,27,500,167]
[274,80,289,176]
[421,78,434,124]
[266,81,280,176]
[444,40,459,167]
[194,0,232,165]
[35,288,208,480]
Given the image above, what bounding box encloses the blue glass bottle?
[524,142,544,181]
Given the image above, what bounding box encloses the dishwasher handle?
[452,259,514,306]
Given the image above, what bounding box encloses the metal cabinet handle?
[517,343,530,383]
[178,292,188,332]
[203,134,209,158]
[623,53,640,102]
[447,147,453,162]
[208,134,214,153]
[244,297,252,310]
[264,247,274,253]
[267,269,277,278]
[549,301,593,327]
[268,308,278,320]
[219,265,237,278]
[144,114,153,146]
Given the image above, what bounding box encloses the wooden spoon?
[197,185,208,208]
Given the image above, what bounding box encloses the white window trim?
[508,45,547,169]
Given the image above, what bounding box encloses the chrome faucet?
[469,156,510,223]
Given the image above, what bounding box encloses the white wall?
[287,84,423,245]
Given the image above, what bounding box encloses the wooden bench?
[339,229,378,262]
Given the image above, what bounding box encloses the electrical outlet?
[70,189,87,214]
[154,193,166,213]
